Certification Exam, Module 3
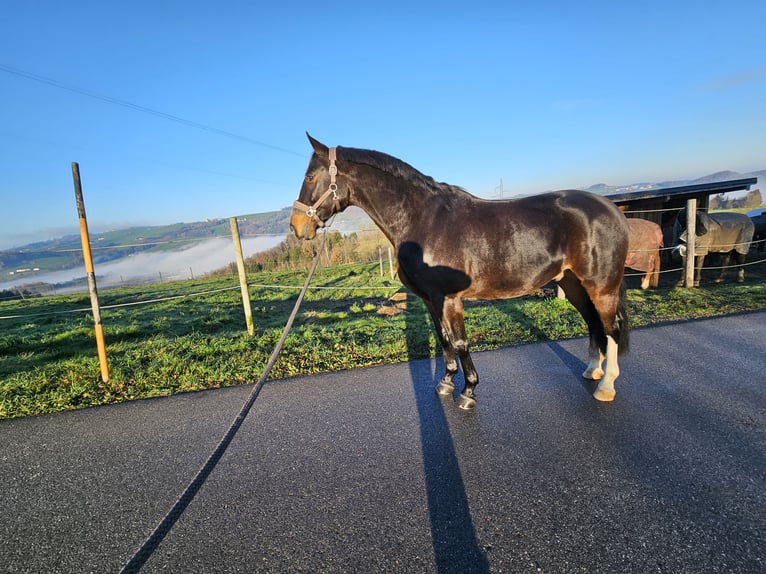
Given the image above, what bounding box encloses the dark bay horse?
[291,135,630,408]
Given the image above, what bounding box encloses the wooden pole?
[387,245,395,280]
[71,162,109,382]
[684,198,697,288]
[229,217,254,336]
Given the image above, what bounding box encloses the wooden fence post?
[71,162,109,383]
[684,198,697,288]
[230,217,254,335]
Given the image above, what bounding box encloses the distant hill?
[585,169,763,195]
[0,208,293,280]
[2,168,762,284]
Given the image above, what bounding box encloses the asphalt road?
[1,312,764,573]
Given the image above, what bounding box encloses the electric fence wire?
[0,64,306,158]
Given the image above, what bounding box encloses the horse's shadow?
[546,340,594,395]
[404,294,490,573]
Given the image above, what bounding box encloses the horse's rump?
[625,218,662,272]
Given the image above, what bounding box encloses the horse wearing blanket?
[625,218,663,289]
[673,209,754,287]
[291,135,630,408]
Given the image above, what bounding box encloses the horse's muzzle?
[290,211,317,240]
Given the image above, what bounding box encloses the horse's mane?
[338,146,466,197]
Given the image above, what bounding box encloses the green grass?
[2,262,765,420]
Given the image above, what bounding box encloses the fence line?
[626,237,766,255]
[0,275,400,321]
[622,206,686,215]
[0,229,381,256]
[625,253,766,278]
[2,233,765,320]
[4,256,766,321]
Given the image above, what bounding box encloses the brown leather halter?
[292,147,340,228]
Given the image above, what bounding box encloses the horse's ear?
[306,133,329,157]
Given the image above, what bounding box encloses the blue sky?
[1,0,764,249]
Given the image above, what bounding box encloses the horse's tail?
[614,281,630,355]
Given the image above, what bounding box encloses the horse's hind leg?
[558,272,627,401]
[589,285,629,402]
[649,248,660,288]
[557,272,607,380]
[735,252,746,282]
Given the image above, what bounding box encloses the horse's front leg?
[694,254,704,287]
[441,297,479,410]
[425,302,459,397]
[715,252,732,283]
[435,338,459,397]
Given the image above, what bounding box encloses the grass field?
[2,260,766,420]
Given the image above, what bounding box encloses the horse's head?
[290,134,349,240]
[675,207,711,242]
[673,207,713,259]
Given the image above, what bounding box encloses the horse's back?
[708,212,755,255]
[450,190,628,299]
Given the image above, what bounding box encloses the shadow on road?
[546,341,593,395]
[404,293,490,574]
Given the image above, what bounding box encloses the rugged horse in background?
[291,135,630,407]
[625,218,663,289]
[673,208,754,286]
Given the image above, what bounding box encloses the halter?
[292,147,340,228]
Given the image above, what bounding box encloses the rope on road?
[118,228,329,574]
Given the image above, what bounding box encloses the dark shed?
[604,178,758,231]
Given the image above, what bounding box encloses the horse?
[673,208,754,287]
[625,218,663,289]
[291,135,630,408]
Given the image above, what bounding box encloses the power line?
[0,63,307,158]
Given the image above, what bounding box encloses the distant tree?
[744,189,762,209]
[709,193,727,210]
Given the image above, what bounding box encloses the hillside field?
[2,255,766,420]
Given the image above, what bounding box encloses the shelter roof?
[604,177,757,205]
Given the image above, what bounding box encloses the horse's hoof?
[457,394,476,410]
[435,380,455,397]
[582,367,604,381]
[593,387,616,402]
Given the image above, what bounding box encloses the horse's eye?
[305,174,316,184]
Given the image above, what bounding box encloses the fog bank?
[2,236,284,291]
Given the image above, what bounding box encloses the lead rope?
[119,227,330,573]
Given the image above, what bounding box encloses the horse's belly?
[462,263,561,300]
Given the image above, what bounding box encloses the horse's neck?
[347,170,424,246]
